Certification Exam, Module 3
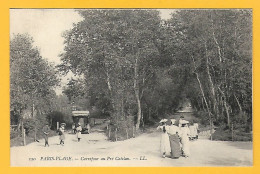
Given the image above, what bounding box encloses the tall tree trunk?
[148,107,151,120]
[204,41,219,119]
[211,20,222,62]
[191,55,211,115]
[218,87,231,128]
[32,103,37,141]
[192,54,213,139]
[134,56,142,130]
[224,100,230,127]
[105,70,116,111]
[201,96,206,111]
[121,96,124,118]
[21,117,25,145]
[234,94,243,113]
[17,108,22,131]
[103,46,116,113]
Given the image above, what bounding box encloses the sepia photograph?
[9,8,252,167]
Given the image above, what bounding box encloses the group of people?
[157,116,199,159]
[42,122,85,147]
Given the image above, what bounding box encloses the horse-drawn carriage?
[72,111,90,134]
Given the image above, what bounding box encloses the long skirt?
[189,126,198,139]
[181,136,190,157]
[160,133,171,156]
[169,134,181,158]
[77,132,82,139]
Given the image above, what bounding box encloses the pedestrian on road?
[86,123,90,134]
[42,123,50,147]
[189,122,199,140]
[168,119,182,159]
[76,123,82,142]
[58,123,66,146]
[178,115,185,127]
[157,119,171,158]
[180,121,191,158]
[194,123,199,139]
[72,123,76,134]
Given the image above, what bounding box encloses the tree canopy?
[58,9,252,134]
[10,34,60,128]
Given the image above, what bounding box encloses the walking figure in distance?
[76,123,82,142]
[58,123,66,146]
[42,123,50,147]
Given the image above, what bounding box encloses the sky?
[10,9,175,95]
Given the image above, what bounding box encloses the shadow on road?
[224,141,253,150]
[205,157,252,166]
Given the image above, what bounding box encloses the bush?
[10,130,20,139]
[23,118,36,135]
[212,128,232,141]
[106,116,135,141]
[212,126,252,141]
[10,130,58,147]
[193,111,210,126]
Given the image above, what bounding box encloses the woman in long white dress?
[59,124,65,146]
[76,124,82,142]
[157,120,171,158]
[189,122,199,140]
[180,122,191,157]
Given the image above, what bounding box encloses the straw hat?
[159,119,168,123]
[170,119,176,124]
[182,120,189,124]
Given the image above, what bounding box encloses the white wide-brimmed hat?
[170,119,176,124]
[182,120,189,124]
[159,119,168,123]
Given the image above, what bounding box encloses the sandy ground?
[10,129,252,167]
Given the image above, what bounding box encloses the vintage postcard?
[9,8,253,167]
[0,0,259,174]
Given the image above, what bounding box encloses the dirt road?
[10,129,252,167]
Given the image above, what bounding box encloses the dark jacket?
[43,125,50,134]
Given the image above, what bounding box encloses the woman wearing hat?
[76,123,82,142]
[168,119,182,158]
[180,121,190,157]
[58,123,66,145]
[157,119,171,158]
[178,115,185,127]
[189,122,199,140]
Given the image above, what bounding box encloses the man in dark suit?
[42,123,50,147]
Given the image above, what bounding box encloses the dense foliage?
[10,9,252,144]
[59,9,252,137]
[168,10,252,129]
[10,34,62,141]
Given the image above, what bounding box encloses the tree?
[59,9,162,130]
[165,9,252,129]
[58,9,252,137]
[10,34,59,139]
